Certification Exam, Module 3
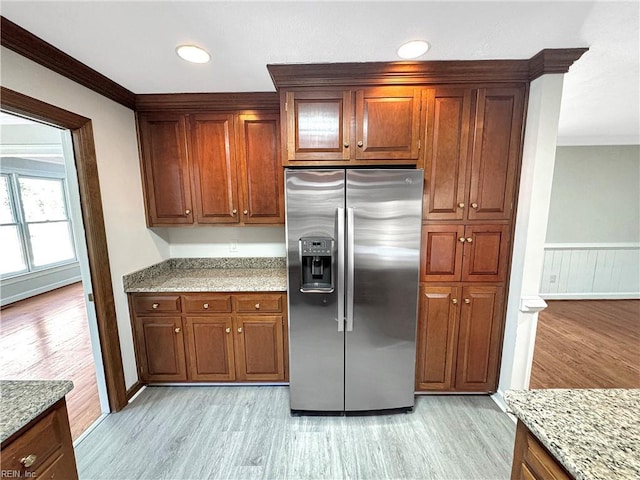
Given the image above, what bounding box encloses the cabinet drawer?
[132,295,181,314]
[2,403,65,473]
[234,294,283,313]
[183,294,232,313]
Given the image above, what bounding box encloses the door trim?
[1,86,128,412]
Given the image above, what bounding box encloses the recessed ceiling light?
[397,40,430,59]
[176,45,211,64]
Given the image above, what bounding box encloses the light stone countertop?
[504,388,640,480]
[123,257,287,293]
[0,380,74,443]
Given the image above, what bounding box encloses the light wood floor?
[530,299,640,389]
[75,386,516,480]
[0,282,102,440]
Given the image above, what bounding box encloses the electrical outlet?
[229,240,238,252]
[549,274,557,283]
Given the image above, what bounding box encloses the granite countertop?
[504,388,640,480]
[123,257,287,293]
[0,380,74,443]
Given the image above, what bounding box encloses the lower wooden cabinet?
[130,292,287,383]
[511,420,573,480]
[1,398,79,480]
[415,284,505,392]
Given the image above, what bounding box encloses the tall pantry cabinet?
[417,85,525,392]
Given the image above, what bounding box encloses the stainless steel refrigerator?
[285,168,424,414]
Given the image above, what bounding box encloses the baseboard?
[126,381,144,402]
[1,274,82,306]
[540,293,640,300]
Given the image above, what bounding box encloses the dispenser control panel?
[301,238,332,256]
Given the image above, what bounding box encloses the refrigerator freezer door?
[344,169,424,412]
[285,169,346,412]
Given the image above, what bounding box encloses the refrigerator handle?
[336,207,345,332]
[346,207,355,332]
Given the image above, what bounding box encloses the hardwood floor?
[76,386,516,480]
[530,299,640,389]
[0,282,102,440]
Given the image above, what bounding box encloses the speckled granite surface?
[504,389,640,480]
[0,380,73,443]
[123,257,287,292]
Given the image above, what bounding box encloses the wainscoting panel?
[540,243,640,299]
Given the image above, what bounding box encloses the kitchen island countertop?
[123,257,287,293]
[504,388,640,480]
[0,380,74,443]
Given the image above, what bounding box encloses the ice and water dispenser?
[299,236,334,292]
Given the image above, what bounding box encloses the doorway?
[0,111,108,439]
[1,86,128,416]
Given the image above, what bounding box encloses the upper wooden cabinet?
[137,114,193,225]
[422,86,525,221]
[137,106,283,226]
[283,87,421,165]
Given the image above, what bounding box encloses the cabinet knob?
[471,203,478,209]
[357,140,363,148]
[203,303,209,309]
[185,209,191,215]
[466,237,473,243]
[20,454,37,468]
[232,209,237,214]
[452,298,458,305]
[344,142,350,148]
[152,303,159,309]
[464,298,470,304]
[255,303,260,310]
[243,209,248,215]
[237,327,243,333]
[175,327,181,333]
[225,327,231,334]
[458,237,466,243]
[458,203,465,208]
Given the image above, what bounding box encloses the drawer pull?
[174,327,181,333]
[20,454,37,468]
[255,303,260,310]
[152,303,159,309]
[203,303,209,309]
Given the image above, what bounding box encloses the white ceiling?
[1,1,638,145]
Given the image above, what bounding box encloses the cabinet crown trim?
[267,48,588,88]
[135,92,280,112]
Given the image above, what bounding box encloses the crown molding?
[267,48,589,89]
[135,92,279,112]
[1,16,136,110]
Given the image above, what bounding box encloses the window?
[0,173,76,276]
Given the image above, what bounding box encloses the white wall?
[1,47,170,389]
[161,226,286,258]
[546,145,639,243]
[540,145,640,298]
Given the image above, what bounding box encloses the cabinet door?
[355,87,421,160]
[422,88,473,220]
[237,113,284,224]
[134,316,187,382]
[189,113,239,223]
[468,86,525,221]
[455,286,504,392]
[420,224,464,282]
[461,224,511,282]
[415,286,460,391]
[138,114,193,225]
[234,315,285,381]
[285,90,351,162]
[184,316,235,381]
